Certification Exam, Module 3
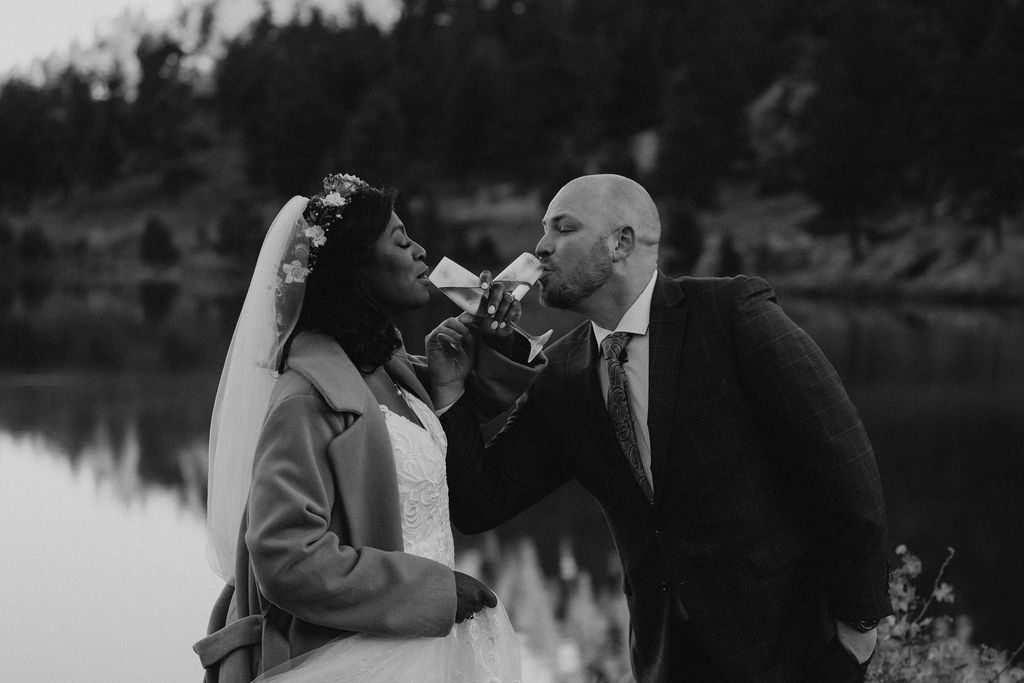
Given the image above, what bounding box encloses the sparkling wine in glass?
[429,254,553,362]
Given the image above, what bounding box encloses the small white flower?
[895,544,907,555]
[933,582,955,603]
[304,224,327,247]
[281,260,310,284]
[322,192,348,207]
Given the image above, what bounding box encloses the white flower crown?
[278,173,369,286]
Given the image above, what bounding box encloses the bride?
[194,174,538,682]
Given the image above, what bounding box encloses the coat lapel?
[647,274,688,489]
[286,331,432,412]
[285,331,406,549]
[385,352,433,410]
[285,332,367,413]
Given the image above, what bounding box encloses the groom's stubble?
[538,237,613,310]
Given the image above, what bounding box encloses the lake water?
[1,278,1022,680]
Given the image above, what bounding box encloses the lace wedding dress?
[254,387,522,683]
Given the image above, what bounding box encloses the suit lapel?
[647,274,688,489]
[565,324,607,428]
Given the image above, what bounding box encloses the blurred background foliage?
[0,0,1022,285]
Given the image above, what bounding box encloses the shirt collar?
[592,270,658,346]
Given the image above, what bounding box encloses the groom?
[444,174,892,682]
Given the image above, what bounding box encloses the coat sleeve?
[730,276,892,621]
[466,341,547,419]
[246,393,457,637]
[442,374,571,535]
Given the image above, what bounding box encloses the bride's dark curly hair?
[293,184,402,371]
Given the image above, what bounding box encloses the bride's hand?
[453,570,498,622]
[426,314,478,408]
[475,270,522,356]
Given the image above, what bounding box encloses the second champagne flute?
[429,254,553,362]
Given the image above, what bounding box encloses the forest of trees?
[1,0,1022,261]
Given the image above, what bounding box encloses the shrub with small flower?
[868,545,1024,682]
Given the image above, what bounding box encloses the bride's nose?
[411,239,426,260]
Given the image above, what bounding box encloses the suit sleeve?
[246,393,457,637]
[442,375,571,534]
[406,342,545,420]
[731,276,892,621]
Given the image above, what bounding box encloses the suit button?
[659,581,669,591]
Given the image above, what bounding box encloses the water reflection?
[1,280,1022,655]
[139,280,181,324]
[17,276,55,311]
[0,373,215,495]
[0,433,222,681]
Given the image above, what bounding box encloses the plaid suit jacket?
[443,274,892,682]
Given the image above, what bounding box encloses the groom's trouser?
[633,590,870,683]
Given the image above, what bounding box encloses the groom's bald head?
[538,175,660,322]
[546,174,661,250]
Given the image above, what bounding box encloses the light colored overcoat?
[195,331,537,682]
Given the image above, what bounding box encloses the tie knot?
[601,332,633,363]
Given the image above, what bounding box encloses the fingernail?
[499,322,506,328]
[488,305,496,315]
[491,321,498,330]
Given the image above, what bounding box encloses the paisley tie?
[601,332,654,504]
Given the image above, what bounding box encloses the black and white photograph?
[1,1,1022,681]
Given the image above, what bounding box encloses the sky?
[0,0,400,76]
[0,0,185,74]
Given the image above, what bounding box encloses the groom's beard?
[539,243,613,310]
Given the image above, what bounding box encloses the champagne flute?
[429,253,553,362]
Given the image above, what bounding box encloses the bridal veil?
[206,195,311,583]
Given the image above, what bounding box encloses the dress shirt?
[592,270,658,490]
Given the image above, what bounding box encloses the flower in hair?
[275,172,369,299]
[303,224,327,248]
[281,260,310,284]
[322,192,348,208]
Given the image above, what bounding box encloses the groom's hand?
[453,570,498,622]
[835,620,878,664]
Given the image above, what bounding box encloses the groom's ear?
[611,226,636,262]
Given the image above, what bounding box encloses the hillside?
[3,128,1023,304]
[696,185,1024,304]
